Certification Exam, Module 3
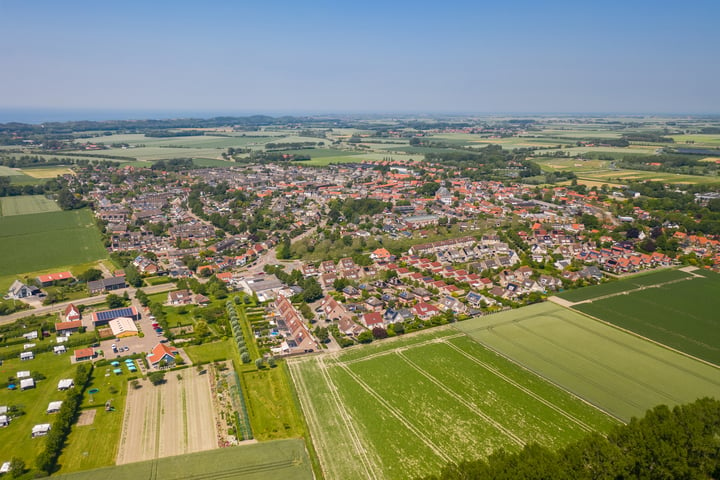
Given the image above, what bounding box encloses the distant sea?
[0,108,268,124]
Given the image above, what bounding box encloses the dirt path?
[116,372,218,465]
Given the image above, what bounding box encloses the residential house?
[7,280,39,299]
[147,343,179,368]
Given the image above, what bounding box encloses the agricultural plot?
[557,268,692,303]
[289,329,617,480]
[0,195,60,216]
[54,438,313,480]
[20,167,75,178]
[116,372,217,464]
[0,166,23,176]
[456,302,720,421]
[0,209,107,276]
[574,271,720,366]
[0,351,78,468]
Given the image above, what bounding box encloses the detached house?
[7,280,39,299]
[147,343,179,368]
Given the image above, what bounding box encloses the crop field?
[0,166,23,176]
[21,167,75,178]
[456,302,720,421]
[0,351,79,468]
[288,329,617,480]
[54,438,313,480]
[0,209,107,276]
[573,271,720,366]
[557,268,692,303]
[0,195,60,216]
[671,134,720,146]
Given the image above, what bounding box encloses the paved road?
[0,283,176,326]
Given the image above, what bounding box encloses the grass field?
[0,209,107,276]
[557,269,692,303]
[53,438,313,480]
[0,351,79,469]
[573,271,720,366]
[0,166,23,176]
[456,302,720,422]
[0,195,61,216]
[288,329,617,480]
[21,167,75,178]
[56,366,130,473]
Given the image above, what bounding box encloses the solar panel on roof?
[95,308,134,322]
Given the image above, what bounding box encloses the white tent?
[16,370,30,378]
[53,345,67,354]
[0,462,10,473]
[19,351,33,361]
[20,378,35,390]
[31,423,51,437]
[57,378,74,390]
[0,415,8,427]
[47,401,63,414]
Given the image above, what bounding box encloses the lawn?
[557,268,692,303]
[184,339,233,364]
[0,209,107,276]
[288,328,617,480]
[456,302,720,421]
[573,271,720,366]
[53,438,313,480]
[0,351,79,470]
[0,195,60,216]
[56,365,130,473]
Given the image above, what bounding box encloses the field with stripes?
[288,329,618,480]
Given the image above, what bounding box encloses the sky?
[1,0,719,119]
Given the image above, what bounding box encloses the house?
[167,289,193,305]
[147,343,179,368]
[74,348,95,362]
[87,277,126,295]
[47,401,63,414]
[55,320,82,335]
[371,248,392,261]
[37,271,74,287]
[320,295,352,322]
[362,312,384,329]
[32,423,51,438]
[412,302,441,320]
[20,378,35,390]
[57,378,74,390]
[7,280,40,299]
[439,296,467,314]
[64,303,81,322]
[383,308,413,325]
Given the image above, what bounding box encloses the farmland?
[573,270,720,366]
[53,438,313,480]
[456,302,720,421]
[0,209,107,276]
[288,329,617,480]
[0,195,60,216]
[557,268,693,303]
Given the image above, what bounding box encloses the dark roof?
[93,307,135,323]
[88,277,126,290]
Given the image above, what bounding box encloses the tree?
[106,293,124,309]
[9,457,25,478]
[241,352,251,363]
[124,264,143,287]
[267,356,276,368]
[77,268,102,282]
[372,327,388,339]
[148,371,166,385]
[357,330,374,344]
[255,358,264,369]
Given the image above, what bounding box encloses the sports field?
[0,209,107,276]
[557,268,692,303]
[288,329,617,480]
[0,195,61,216]
[456,302,720,422]
[573,270,720,366]
[53,438,313,480]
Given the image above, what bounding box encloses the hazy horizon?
[2,0,719,117]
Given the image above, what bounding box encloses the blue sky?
[1,0,718,117]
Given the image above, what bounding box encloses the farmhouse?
[74,348,95,362]
[36,271,74,287]
[147,343,179,368]
[64,303,81,322]
[57,378,74,390]
[20,378,35,390]
[46,401,63,414]
[87,276,127,295]
[91,306,139,327]
[7,280,40,299]
[108,316,139,337]
[55,320,82,335]
[31,423,51,438]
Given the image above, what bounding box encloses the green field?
[0,209,107,276]
[0,166,23,176]
[573,271,720,366]
[456,302,720,421]
[557,269,692,303]
[54,438,313,480]
[0,351,79,468]
[0,195,61,216]
[289,329,617,480]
